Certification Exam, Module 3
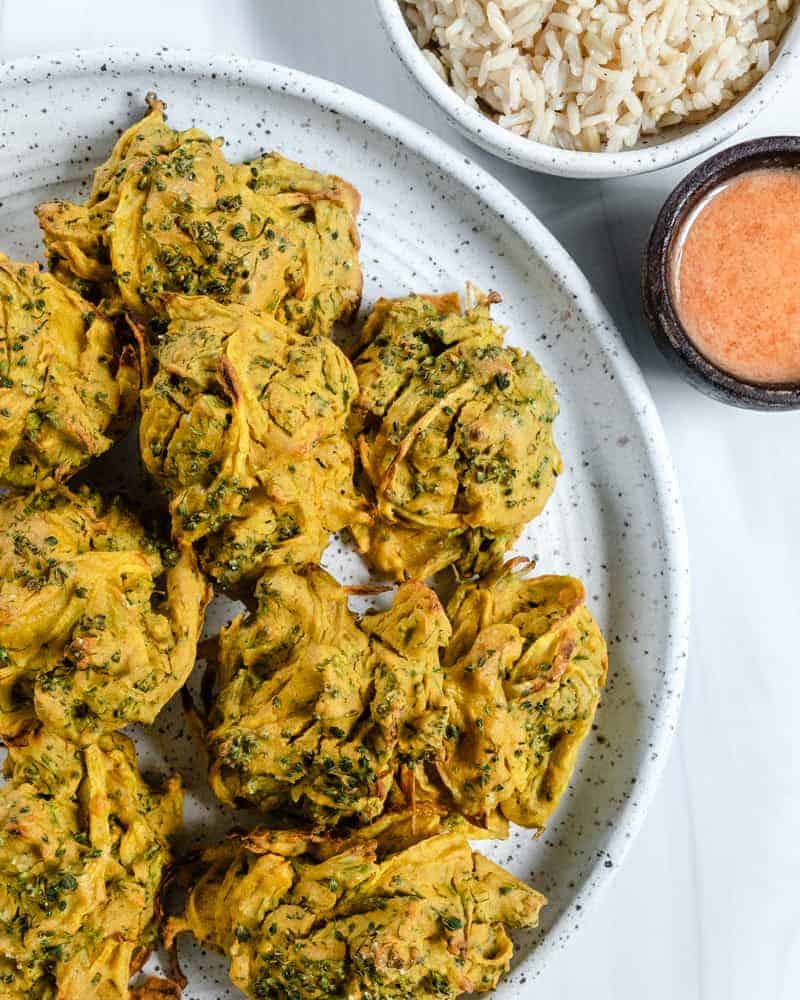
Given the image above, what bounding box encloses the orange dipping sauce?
[672,168,800,385]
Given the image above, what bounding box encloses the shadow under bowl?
[642,136,800,410]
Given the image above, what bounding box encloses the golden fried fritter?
[0,485,210,744]
[0,254,140,487]
[0,727,182,1000]
[165,825,545,1000]
[37,95,361,337]
[204,564,451,826]
[423,559,608,830]
[349,290,561,580]
[139,296,367,591]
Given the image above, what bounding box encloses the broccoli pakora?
[203,564,451,826]
[37,94,362,337]
[422,560,608,830]
[0,254,140,488]
[0,485,210,744]
[165,824,545,1000]
[349,289,561,580]
[139,296,367,591]
[0,727,182,1000]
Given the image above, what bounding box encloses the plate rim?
[0,45,691,983]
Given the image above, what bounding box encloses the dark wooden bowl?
[642,136,800,410]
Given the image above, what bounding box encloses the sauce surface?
[672,167,800,385]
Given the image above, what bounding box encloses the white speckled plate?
[0,48,689,997]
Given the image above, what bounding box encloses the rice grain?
[402,0,795,151]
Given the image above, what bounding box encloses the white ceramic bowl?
[375,0,800,178]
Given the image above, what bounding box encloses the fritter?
[165,824,545,1000]
[424,559,608,830]
[203,563,451,826]
[37,94,362,337]
[139,296,368,591]
[0,727,182,1000]
[0,254,139,488]
[349,289,561,580]
[0,485,210,744]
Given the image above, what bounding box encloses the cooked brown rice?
[401,0,795,152]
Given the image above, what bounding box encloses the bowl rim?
[374,0,800,179]
[643,135,800,409]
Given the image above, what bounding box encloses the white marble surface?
[1,3,798,998]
